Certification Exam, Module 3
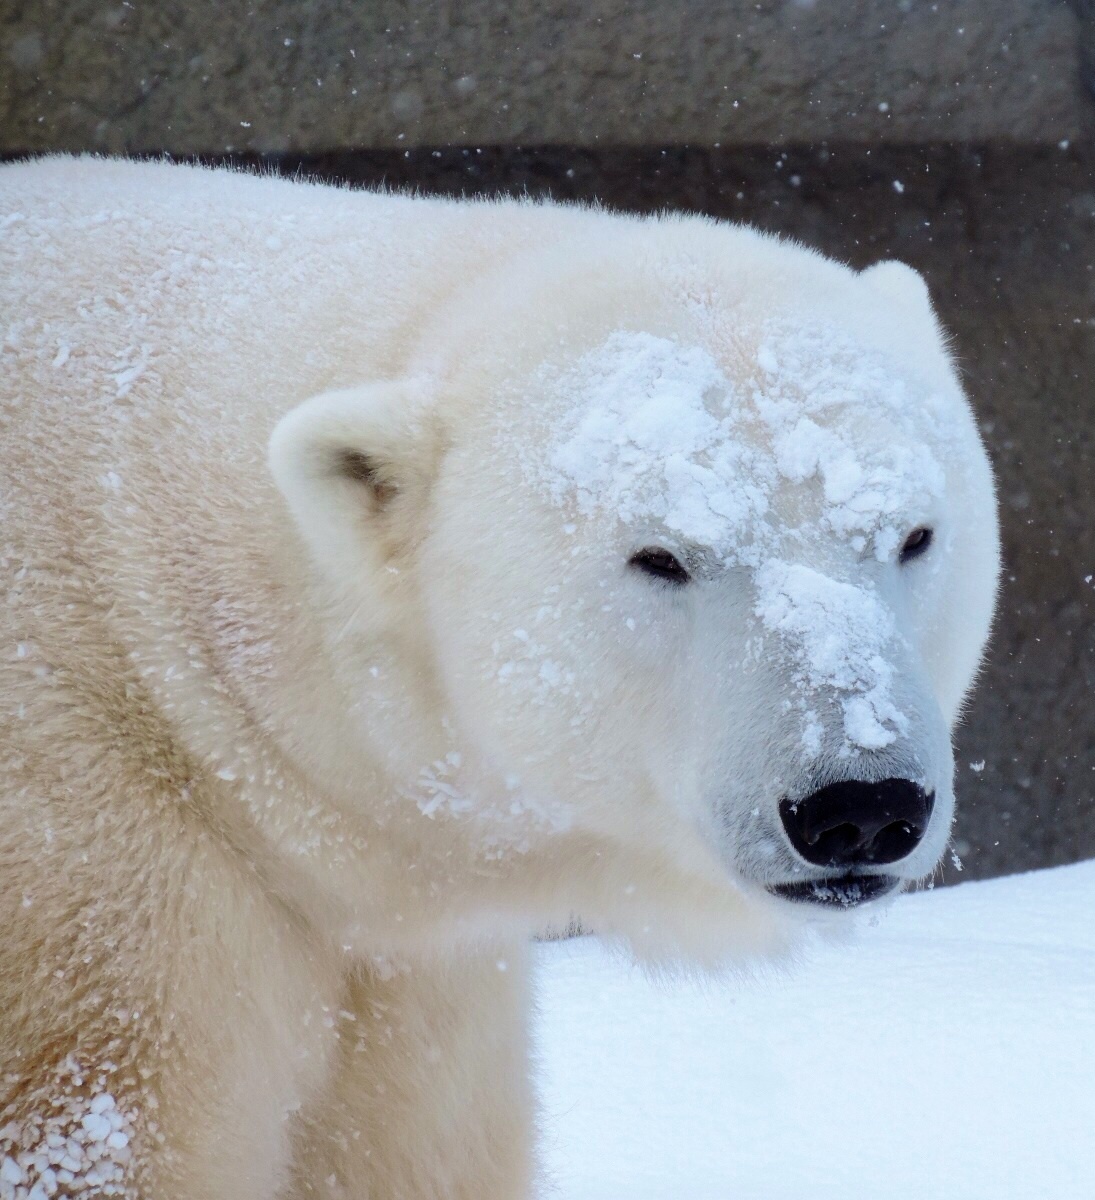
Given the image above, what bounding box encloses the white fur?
[0,158,999,1199]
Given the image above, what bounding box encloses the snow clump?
[0,1060,136,1199]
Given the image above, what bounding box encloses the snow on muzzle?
[754,559,910,756]
[753,560,952,906]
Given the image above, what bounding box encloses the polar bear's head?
[271,218,999,959]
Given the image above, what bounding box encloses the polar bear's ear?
[268,380,442,590]
[859,260,937,325]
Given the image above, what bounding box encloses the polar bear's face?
[418,256,997,914]
[272,246,999,943]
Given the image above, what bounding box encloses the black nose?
[779,779,935,868]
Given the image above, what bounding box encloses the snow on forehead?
[543,324,949,559]
[546,329,770,547]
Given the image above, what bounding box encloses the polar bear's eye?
[900,527,933,563]
[629,547,691,585]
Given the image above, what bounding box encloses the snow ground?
[533,860,1095,1199]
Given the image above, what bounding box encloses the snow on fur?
[544,325,950,753]
[0,1060,135,1199]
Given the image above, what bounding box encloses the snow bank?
[534,860,1095,1199]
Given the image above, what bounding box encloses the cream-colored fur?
[0,158,999,1198]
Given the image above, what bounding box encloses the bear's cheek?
[430,584,691,801]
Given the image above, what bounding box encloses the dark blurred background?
[3,0,1094,882]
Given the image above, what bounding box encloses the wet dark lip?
[767,873,899,908]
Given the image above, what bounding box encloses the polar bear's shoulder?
[0,154,614,238]
[0,154,463,237]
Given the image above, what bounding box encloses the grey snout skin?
[768,778,936,908]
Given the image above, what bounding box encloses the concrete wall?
[2,0,1093,153]
[2,3,1094,882]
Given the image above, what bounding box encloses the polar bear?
[0,158,998,1199]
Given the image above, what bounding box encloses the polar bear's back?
[0,160,563,781]
[0,157,520,452]
[0,159,562,633]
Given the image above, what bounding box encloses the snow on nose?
[753,559,909,755]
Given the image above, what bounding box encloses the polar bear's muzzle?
[767,778,935,907]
